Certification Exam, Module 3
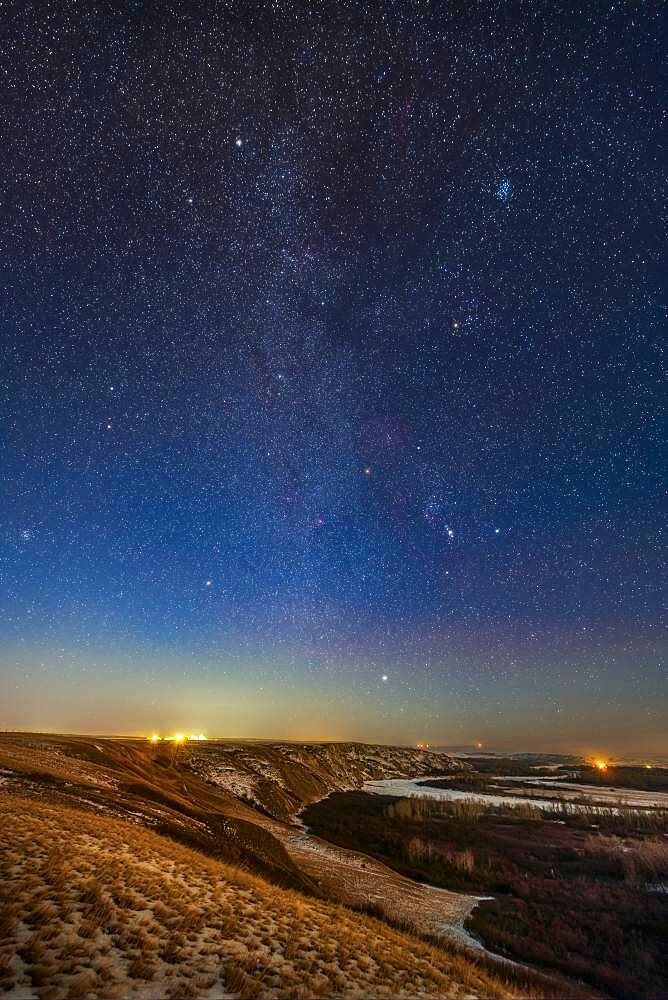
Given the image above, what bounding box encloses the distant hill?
[184,739,464,820]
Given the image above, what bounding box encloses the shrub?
[126,956,156,981]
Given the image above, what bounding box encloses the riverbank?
[303,787,668,999]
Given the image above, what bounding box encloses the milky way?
[1,2,665,749]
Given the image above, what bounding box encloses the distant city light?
[161,731,206,742]
[594,759,608,771]
[149,734,161,744]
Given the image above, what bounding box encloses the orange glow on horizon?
[161,731,206,742]
[594,759,608,771]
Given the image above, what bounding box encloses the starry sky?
[1,1,665,752]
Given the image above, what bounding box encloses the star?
[1,0,661,766]
[496,178,512,202]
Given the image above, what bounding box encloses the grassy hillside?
[0,733,317,893]
[182,739,461,820]
[0,732,543,998]
[3,733,605,998]
[1,791,529,999]
[0,733,460,818]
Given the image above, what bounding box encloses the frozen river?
[363,775,668,811]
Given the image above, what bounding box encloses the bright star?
[381,675,388,682]
[235,138,243,147]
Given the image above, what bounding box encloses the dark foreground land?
[303,791,668,1000]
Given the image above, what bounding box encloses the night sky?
[2,2,665,752]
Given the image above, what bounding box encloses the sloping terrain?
[0,734,316,894]
[0,734,538,999]
[0,735,482,940]
[0,734,459,821]
[183,740,462,820]
[0,791,521,999]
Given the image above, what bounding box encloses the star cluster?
[1,1,665,749]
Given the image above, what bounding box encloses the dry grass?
[585,833,668,883]
[389,796,489,822]
[0,791,531,999]
[389,791,668,831]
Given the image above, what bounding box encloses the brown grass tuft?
[126,955,156,981]
[65,970,97,998]
[166,979,200,998]
[224,964,263,997]
[0,904,17,937]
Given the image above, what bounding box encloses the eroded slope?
[184,740,461,820]
[0,792,520,999]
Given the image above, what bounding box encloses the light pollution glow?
[1,641,666,755]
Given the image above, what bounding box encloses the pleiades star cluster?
[1,1,665,748]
